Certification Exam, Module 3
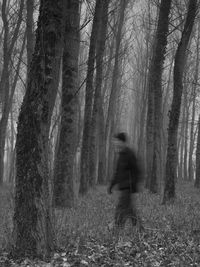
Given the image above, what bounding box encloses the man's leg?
[114,190,131,232]
[114,193,125,229]
[130,193,137,226]
[131,194,144,230]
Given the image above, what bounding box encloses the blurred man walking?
[108,132,143,233]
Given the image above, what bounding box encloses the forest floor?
[1,182,200,266]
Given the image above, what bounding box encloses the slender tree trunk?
[53,0,80,208]
[79,0,102,195]
[105,0,128,181]
[0,91,9,184]
[89,0,109,186]
[137,77,148,161]
[5,34,26,183]
[97,96,106,184]
[145,73,154,189]
[183,93,189,180]
[146,0,172,193]
[102,37,115,100]
[98,38,115,184]
[178,103,185,180]
[27,0,34,74]
[188,92,196,180]
[8,106,16,184]
[0,0,25,184]
[136,5,153,168]
[161,51,175,187]
[162,0,197,204]
[12,0,65,259]
[189,27,200,180]
[195,115,200,188]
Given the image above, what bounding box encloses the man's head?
[113,132,127,151]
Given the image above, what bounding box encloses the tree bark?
[178,102,185,180]
[27,0,35,74]
[12,0,65,259]
[162,0,197,204]
[5,33,26,182]
[146,0,172,193]
[105,0,128,181]
[97,96,106,184]
[195,115,200,188]
[89,0,109,186]
[188,26,200,181]
[79,0,102,195]
[0,0,25,184]
[183,92,189,180]
[53,0,80,208]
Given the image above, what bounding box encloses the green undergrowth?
[1,182,200,266]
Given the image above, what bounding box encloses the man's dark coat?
[109,147,142,193]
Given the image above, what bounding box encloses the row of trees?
[0,0,200,259]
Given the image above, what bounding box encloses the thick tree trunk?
[53,0,80,208]
[146,0,172,193]
[162,0,197,204]
[79,0,102,195]
[12,0,65,259]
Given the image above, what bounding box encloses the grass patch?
[1,181,200,265]
[0,184,14,251]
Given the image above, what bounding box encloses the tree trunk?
[27,0,35,74]
[8,105,16,184]
[188,91,196,180]
[12,0,65,259]
[189,26,200,180]
[162,0,197,204]
[5,34,26,183]
[105,0,128,181]
[195,115,200,188]
[146,0,172,193]
[89,0,109,186]
[183,92,189,180]
[178,102,185,180]
[97,96,106,184]
[0,0,25,184]
[53,0,80,208]
[136,3,153,171]
[79,0,102,195]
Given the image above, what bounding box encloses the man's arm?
[107,152,119,194]
[107,175,117,194]
[129,150,143,191]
